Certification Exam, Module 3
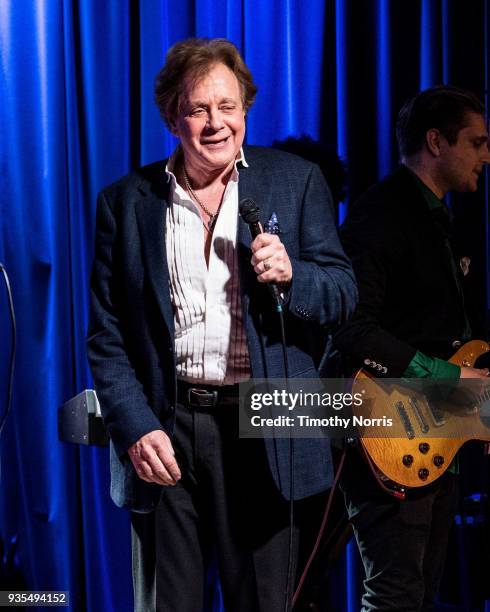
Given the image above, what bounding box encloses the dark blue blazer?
[88,146,357,512]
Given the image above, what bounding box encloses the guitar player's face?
[438,112,490,193]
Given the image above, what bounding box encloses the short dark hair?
[396,85,485,158]
[154,38,257,129]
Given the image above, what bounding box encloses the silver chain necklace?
[183,167,222,232]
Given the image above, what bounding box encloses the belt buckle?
[187,388,218,408]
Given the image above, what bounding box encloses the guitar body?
[352,340,490,489]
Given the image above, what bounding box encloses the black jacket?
[335,166,468,378]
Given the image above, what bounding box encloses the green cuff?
[402,351,461,380]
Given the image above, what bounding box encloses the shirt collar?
[404,165,446,211]
[164,146,248,184]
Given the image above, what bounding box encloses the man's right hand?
[459,366,490,399]
[460,366,489,379]
[128,430,181,486]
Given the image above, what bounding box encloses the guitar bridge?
[425,397,446,427]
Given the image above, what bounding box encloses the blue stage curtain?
[0,1,488,611]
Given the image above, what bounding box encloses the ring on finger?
[263,259,272,271]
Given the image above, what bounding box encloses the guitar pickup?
[395,401,415,439]
[408,396,430,434]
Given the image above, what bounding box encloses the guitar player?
[334,86,490,611]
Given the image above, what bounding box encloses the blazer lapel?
[237,159,274,300]
[409,180,461,300]
[135,183,175,336]
[237,160,274,246]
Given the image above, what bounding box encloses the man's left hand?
[251,233,292,285]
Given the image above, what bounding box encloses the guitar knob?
[433,455,445,467]
[402,455,414,467]
[418,468,430,481]
[419,442,430,454]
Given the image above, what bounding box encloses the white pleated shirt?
[164,148,251,385]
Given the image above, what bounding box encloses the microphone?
[239,198,283,310]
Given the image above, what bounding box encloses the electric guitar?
[351,340,490,494]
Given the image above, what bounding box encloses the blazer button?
[452,340,462,349]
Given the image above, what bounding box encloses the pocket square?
[264,212,280,235]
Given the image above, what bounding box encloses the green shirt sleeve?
[402,350,461,380]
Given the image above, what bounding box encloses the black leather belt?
[177,380,240,409]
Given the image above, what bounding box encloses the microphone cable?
[279,303,294,612]
[237,198,292,612]
[263,293,293,612]
[0,263,16,439]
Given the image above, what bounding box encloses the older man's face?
[171,62,246,177]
